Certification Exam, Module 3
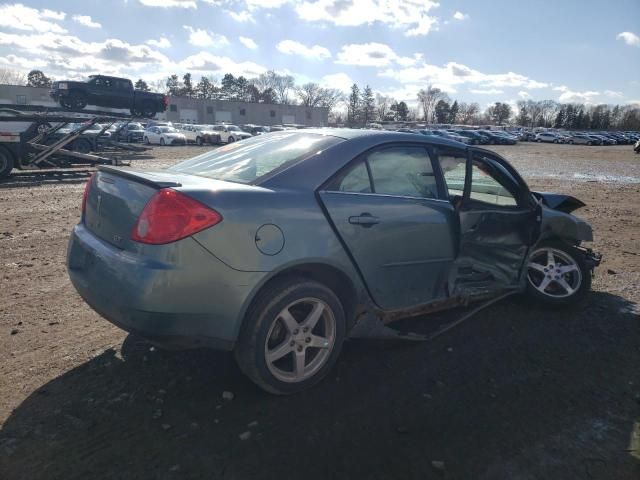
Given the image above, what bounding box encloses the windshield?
[227,126,241,131]
[159,127,177,133]
[170,132,342,184]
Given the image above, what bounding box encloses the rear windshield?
[170,132,342,184]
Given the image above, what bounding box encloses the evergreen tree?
[195,76,216,99]
[565,104,575,129]
[360,85,376,126]
[166,74,180,96]
[134,79,149,91]
[182,73,194,97]
[435,100,451,124]
[347,84,361,127]
[449,100,459,124]
[554,107,565,129]
[575,109,584,129]
[582,112,591,129]
[396,101,409,121]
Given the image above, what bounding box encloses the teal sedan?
[67,129,600,394]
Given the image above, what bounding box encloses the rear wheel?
[587,141,593,146]
[0,146,15,179]
[143,136,150,145]
[141,101,157,119]
[227,136,235,143]
[235,278,346,394]
[72,139,92,154]
[65,92,87,110]
[525,241,591,307]
[160,137,165,146]
[196,136,203,146]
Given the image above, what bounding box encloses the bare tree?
[539,100,558,127]
[251,70,295,104]
[417,85,448,123]
[458,102,480,125]
[0,68,27,85]
[296,83,343,111]
[375,94,393,122]
[148,78,168,94]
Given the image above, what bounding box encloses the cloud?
[470,88,503,95]
[452,11,468,21]
[139,0,197,7]
[277,40,331,59]
[321,72,354,92]
[0,53,47,70]
[517,91,530,99]
[245,0,291,7]
[553,85,600,103]
[179,51,266,77]
[381,60,549,93]
[295,0,440,37]
[146,37,172,48]
[0,4,67,33]
[72,15,102,29]
[228,10,255,22]
[616,31,640,47]
[183,26,229,47]
[239,36,258,49]
[336,42,419,67]
[604,90,623,98]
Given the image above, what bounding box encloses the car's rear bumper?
[67,223,267,350]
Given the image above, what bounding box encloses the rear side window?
[367,147,438,198]
[327,145,440,199]
[171,132,343,184]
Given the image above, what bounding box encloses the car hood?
[163,132,185,137]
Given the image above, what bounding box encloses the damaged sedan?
[67,130,601,394]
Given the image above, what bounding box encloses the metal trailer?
[0,106,152,179]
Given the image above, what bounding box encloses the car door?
[147,127,159,144]
[436,147,538,296]
[319,144,457,311]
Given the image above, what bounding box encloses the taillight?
[163,95,169,106]
[131,189,222,245]
[81,173,94,219]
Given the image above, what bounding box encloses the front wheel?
[143,136,149,145]
[227,136,235,143]
[196,136,203,146]
[235,278,346,394]
[160,138,165,146]
[0,146,15,179]
[525,241,591,307]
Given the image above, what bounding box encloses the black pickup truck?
[50,75,168,118]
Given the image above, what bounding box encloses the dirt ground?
[0,142,638,480]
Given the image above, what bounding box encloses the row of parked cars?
[531,131,640,146]
[395,127,640,147]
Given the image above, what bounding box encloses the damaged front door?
[436,148,538,296]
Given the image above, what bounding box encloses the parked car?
[180,125,222,145]
[210,124,253,143]
[452,130,490,145]
[535,132,564,144]
[519,131,537,141]
[143,126,186,146]
[243,125,270,136]
[478,130,517,145]
[590,134,615,145]
[431,130,472,144]
[117,122,146,143]
[67,129,601,394]
[50,75,168,118]
[634,139,640,154]
[568,134,597,145]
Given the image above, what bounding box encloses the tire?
[67,92,87,110]
[196,136,203,146]
[525,241,592,308]
[537,139,542,143]
[141,101,157,119]
[472,139,478,145]
[227,136,235,143]
[235,277,346,395]
[0,146,15,179]
[587,141,592,146]
[143,136,150,145]
[568,140,574,145]
[127,134,133,143]
[489,139,495,145]
[72,139,92,154]
[160,137,165,146]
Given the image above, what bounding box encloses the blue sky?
[0,0,639,109]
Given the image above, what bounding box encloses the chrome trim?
[382,258,454,268]
[319,190,451,204]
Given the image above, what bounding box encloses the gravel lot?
[1,142,638,479]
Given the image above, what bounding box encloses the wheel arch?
[234,261,362,341]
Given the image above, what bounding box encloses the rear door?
[436,147,538,296]
[319,144,457,310]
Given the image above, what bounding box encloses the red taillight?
[131,189,222,245]
[81,173,95,217]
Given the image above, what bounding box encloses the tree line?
[6,69,640,130]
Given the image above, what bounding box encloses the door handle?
[349,213,380,227]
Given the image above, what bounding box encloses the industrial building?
[0,84,329,126]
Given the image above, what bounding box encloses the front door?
[435,148,538,296]
[319,144,457,310]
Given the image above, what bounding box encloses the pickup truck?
[50,75,168,118]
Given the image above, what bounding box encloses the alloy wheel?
[264,297,336,383]
[527,247,582,299]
